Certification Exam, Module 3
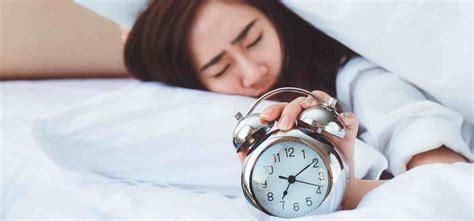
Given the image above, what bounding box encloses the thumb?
[321,112,359,147]
[338,112,359,143]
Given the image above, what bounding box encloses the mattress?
[1,79,472,220]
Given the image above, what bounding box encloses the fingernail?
[260,108,273,120]
[300,101,308,108]
[301,97,311,107]
[340,112,351,125]
[278,115,290,130]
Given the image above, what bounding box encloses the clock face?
[250,140,330,218]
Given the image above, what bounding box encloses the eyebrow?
[199,18,259,72]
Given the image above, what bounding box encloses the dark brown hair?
[124,0,355,97]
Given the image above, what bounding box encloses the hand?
[258,90,358,179]
[236,90,361,209]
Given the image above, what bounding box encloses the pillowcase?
[33,81,271,194]
[33,81,387,194]
[75,0,473,123]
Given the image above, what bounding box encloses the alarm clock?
[233,87,350,218]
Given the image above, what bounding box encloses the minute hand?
[294,159,316,177]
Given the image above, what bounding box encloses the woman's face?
[189,1,283,97]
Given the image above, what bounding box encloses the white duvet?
[1,79,473,220]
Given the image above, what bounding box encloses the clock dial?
[250,140,329,218]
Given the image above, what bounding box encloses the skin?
[236,90,385,209]
[186,1,467,170]
[188,1,283,97]
[123,0,468,209]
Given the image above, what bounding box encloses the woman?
[123,0,468,210]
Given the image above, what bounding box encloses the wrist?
[341,178,358,210]
[341,178,386,210]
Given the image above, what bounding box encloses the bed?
[2,0,473,220]
[1,79,472,220]
[1,79,253,219]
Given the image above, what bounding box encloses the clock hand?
[279,175,297,199]
[278,175,296,184]
[294,158,317,177]
[280,175,322,187]
[282,182,291,199]
[294,179,323,188]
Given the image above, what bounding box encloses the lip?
[257,82,276,96]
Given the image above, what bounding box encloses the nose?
[236,56,268,88]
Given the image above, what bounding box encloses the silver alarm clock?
[233,87,350,218]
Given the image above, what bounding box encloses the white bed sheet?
[1,79,473,220]
[1,79,253,219]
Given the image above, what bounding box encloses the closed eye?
[246,31,263,49]
[213,64,230,78]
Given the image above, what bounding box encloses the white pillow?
[33,81,388,193]
[33,81,269,194]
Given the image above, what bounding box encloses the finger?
[321,130,345,148]
[322,129,356,180]
[321,113,357,180]
[338,112,359,142]
[259,102,288,123]
[238,148,249,164]
[301,90,332,108]
[321,112,359,145]
[278,97,306,130]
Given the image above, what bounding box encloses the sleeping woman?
[121,0,470,210]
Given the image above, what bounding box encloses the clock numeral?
[273,153,280,163]
[284,147,295,158]
[264,166,273,175]
[267,192,274,201]
[280,200,285,210]
[293,202,300,211]
[261,180,267,188]
[305,197,312,206]
[316,186,322,194]
[319,171,325,181]
[312,158,319,168]
[301,149,306,159]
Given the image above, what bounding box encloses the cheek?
[259,34,283,78]
[205,76,240,93]
[261,45,283,78]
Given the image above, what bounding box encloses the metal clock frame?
[241,129,348,218]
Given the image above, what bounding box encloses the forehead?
[189,2,264,65]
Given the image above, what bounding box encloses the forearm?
[407,145,468,170]
[342,179,386,210]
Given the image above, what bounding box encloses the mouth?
[256,82,276,97]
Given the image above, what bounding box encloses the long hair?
[124,0,355,97]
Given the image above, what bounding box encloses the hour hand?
[282,183,290,199]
